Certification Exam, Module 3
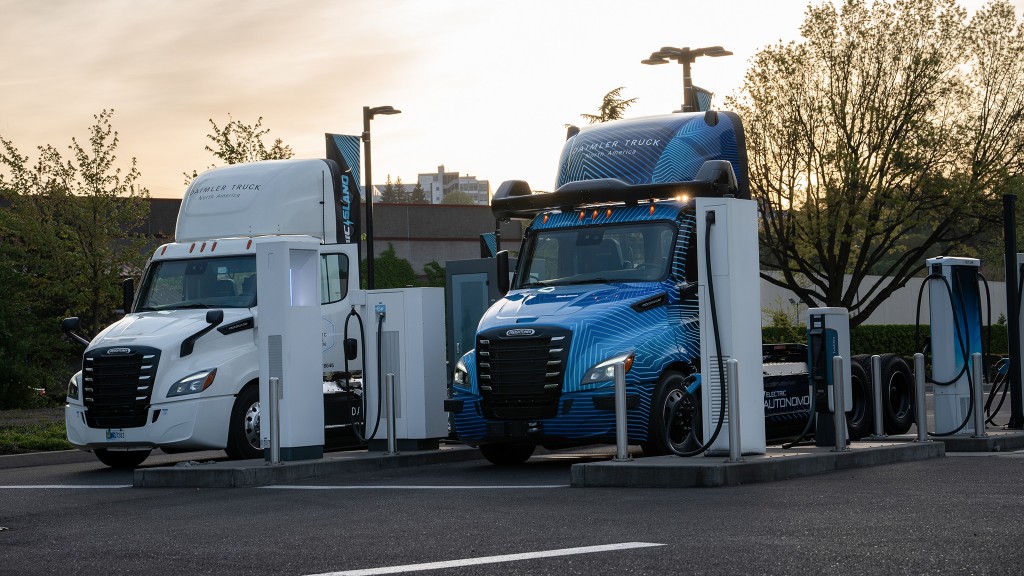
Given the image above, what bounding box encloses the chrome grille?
[82,346,160,429]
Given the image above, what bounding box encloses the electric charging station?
[927,256,981,436]
[256,238,325,461]
[696,196,766,456]
[806,307,852,446]
[361,287,448,451]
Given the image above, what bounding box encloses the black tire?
[880,354,915,435]
[479,443,535,466]
[225,384,263,460]
[846,358,872,440]
[94,448,151,469]
[641,370,702,456]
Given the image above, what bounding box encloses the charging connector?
[375,303,386,319]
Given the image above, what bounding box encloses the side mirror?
[496,250,510,294]
[62,317,81,333]
[206,309,224,325]
[122,278,135,314]
[61,317,89,348]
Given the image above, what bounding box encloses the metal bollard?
[971,353,987,438]
[268,377,281,465]
[727,359,742,463]
[612,361,631,462]
[870,355,886,438]
[831,356,849,452]
[914,353,930,442]
[385,373,399,455]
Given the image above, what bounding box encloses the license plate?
[105,429,126,441]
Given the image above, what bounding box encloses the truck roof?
[175,159,339,243]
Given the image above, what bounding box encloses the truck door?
[319,243,360,373]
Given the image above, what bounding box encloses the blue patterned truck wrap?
[555,111,749,198]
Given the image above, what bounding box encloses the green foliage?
[441,190,475,205]
[422,261,446,287]
[0,420,73,455]
[762,324,1008,358]
[0,110,150,408]
[360,243,417,289]
[380,174,407,203]
[580,87,638,124]
[730,0,1024,327]
[184,115,293,183]
[409,182,429,204]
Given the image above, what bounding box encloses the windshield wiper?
[174,303,213,309]
[556,278,612,286]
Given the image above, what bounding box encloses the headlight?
[67,373,81,401]
[167,369,217,397]
[581,352,634,386]
[452,357,469,388]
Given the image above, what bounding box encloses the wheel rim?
[243,400,261,450]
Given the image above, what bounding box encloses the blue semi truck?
[444,111,915,465]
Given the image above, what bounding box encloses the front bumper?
[65,394,234,451]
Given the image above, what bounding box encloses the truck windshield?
[516,221,677,288]
[136,255,257,311]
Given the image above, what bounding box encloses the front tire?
[479,443,535,466]
[642,370,702,456]
[94,448,151,469]
[226,384,263,460]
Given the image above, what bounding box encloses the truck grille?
[476,327,571,420]
[82,346,160,429]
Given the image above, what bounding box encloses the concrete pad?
[133,445,484,488]
[570,441,945,488]
[932,430,1024,453]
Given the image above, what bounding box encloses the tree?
[359,243,417,289]
[441,190,476,205]
[409,181,429,203]
[381,174,404,203]
[580,87,638,124]
[727,0,1024,327]
[184,115,293,183]
[0,110,150,406]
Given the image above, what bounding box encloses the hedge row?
[762,325,1008,357]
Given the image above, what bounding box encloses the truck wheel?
[226,384,263,460]
[846,359,871,440]
[479,444,535,466]
[642,370,701,456]
[880,354,914,435]
[94,449,151,469]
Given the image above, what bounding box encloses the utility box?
[807,307,852,446]
[928,256,981,436]
[256,238,324,461]
[363,287,448,450]
[696,197,766,456]
[444,258,514,380]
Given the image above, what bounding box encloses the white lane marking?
[304,542,665,576]
[0,481,132,485]
[263,484,569,490]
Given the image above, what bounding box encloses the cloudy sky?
[1,0,1019,198]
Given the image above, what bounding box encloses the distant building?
[417,165,490,205]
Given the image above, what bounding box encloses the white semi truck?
[62,159,364,468]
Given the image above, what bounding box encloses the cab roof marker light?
[543,213,550,224]
[200,242,207,252]
[246,238,253,250]
[578,211,585,221]
[189,243,196,253]
[606,208,613,218]
[211,241,217,252]
[160,246,167,256]
[592,209,599,219]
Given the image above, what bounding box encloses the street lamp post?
[641,45,732,113]
[362,105,402,290]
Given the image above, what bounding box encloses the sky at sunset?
[2,0,1021,198]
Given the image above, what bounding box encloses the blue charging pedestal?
[807,308,852,447]
[256,238,325,461]
[927,256,981,436]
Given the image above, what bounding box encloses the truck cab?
[64,159,363,468]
